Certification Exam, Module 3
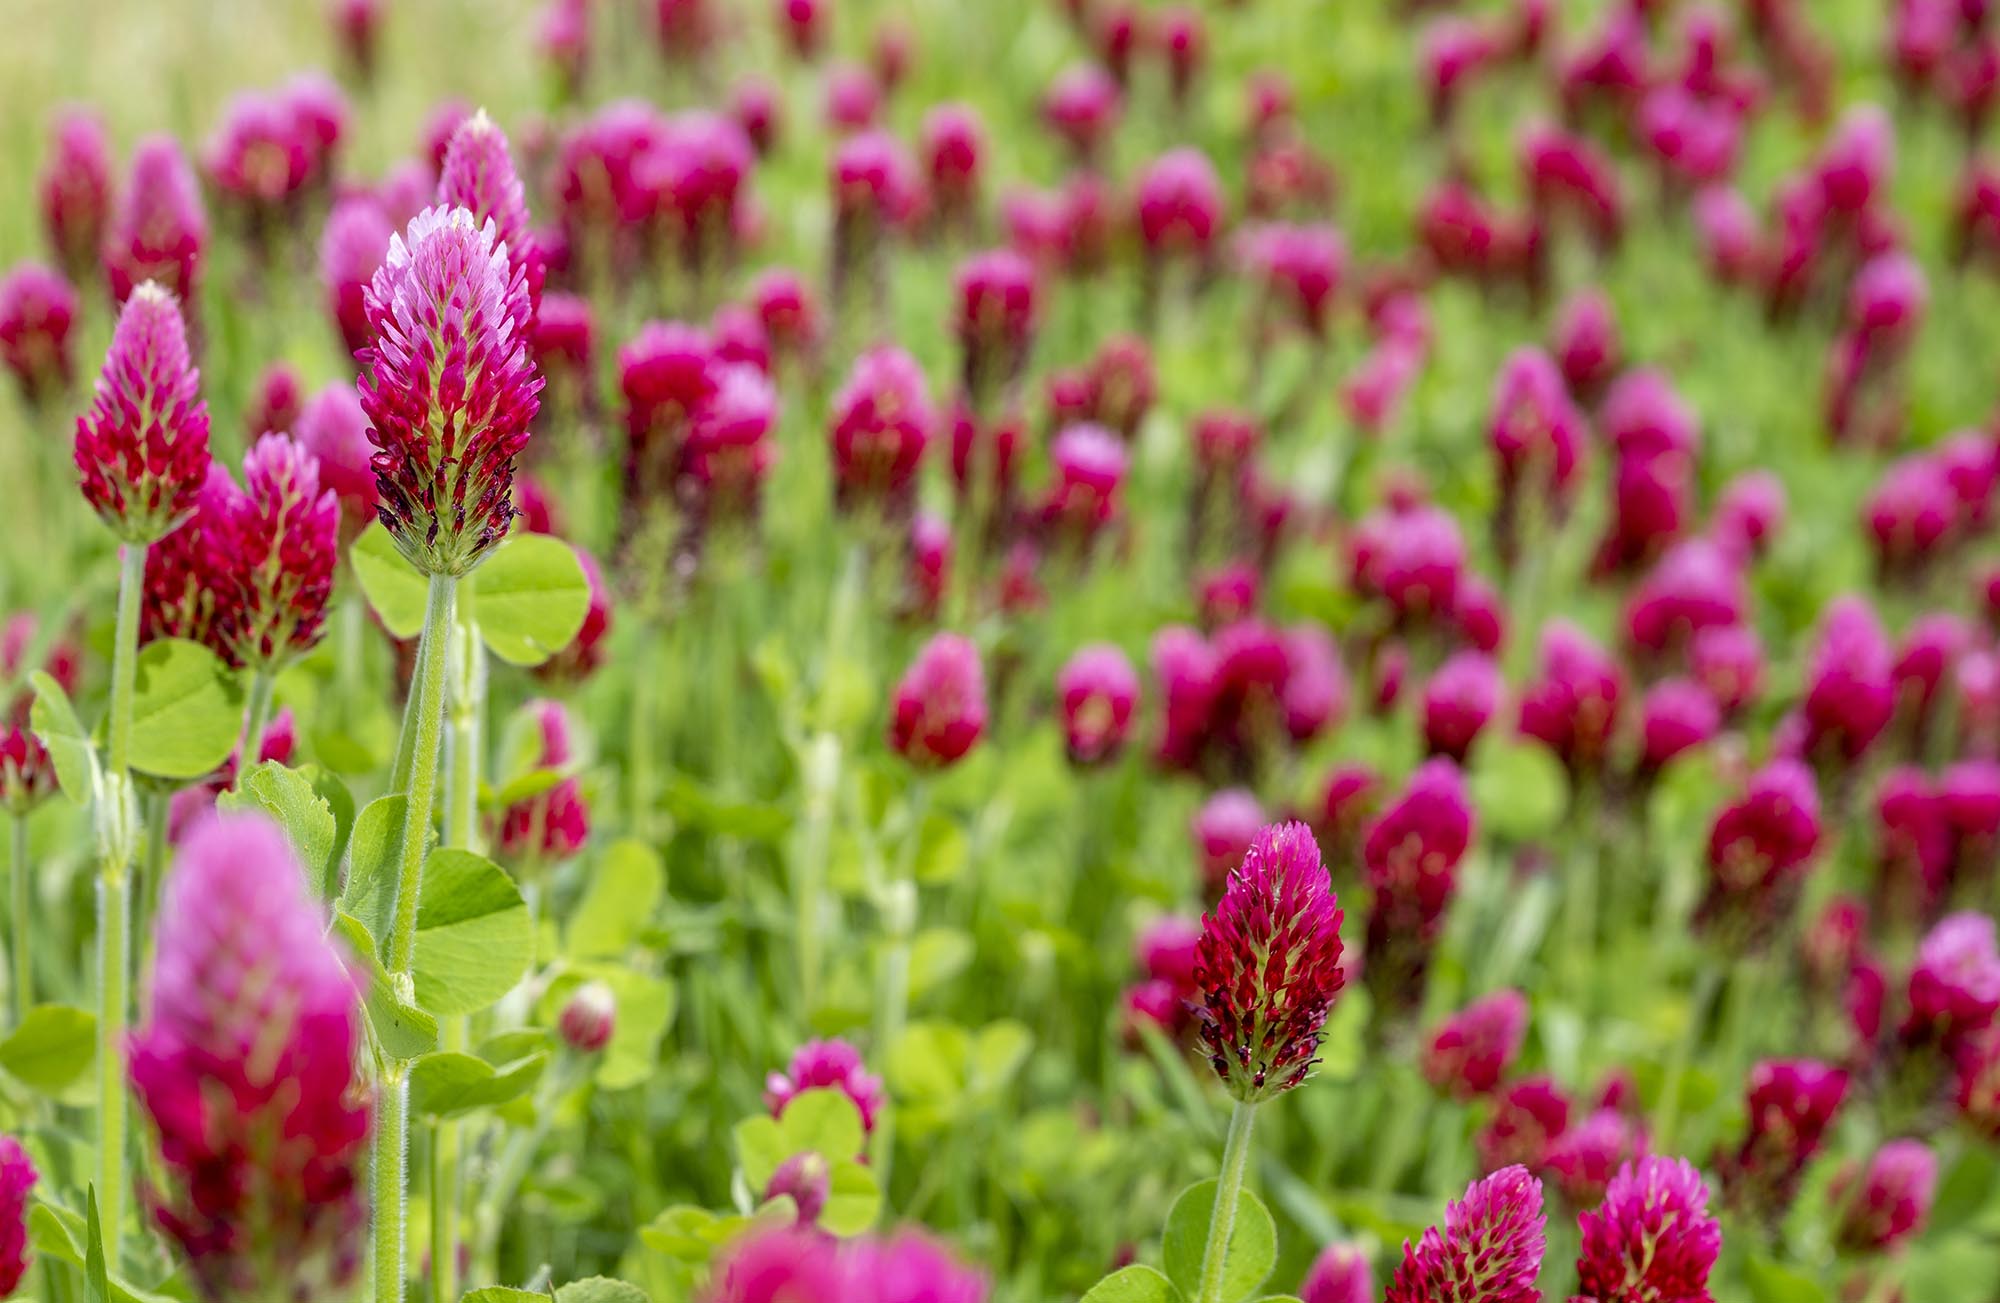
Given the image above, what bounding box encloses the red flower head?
[1573,1156,1721,1303]
[1700,759,1822,938]
[1623,539,1747,659]
[684,362,778,513]
[129,813,369,1301]
[1423,650,1503,764]
[0,261,78,408]
[1551,288,1621,405]
[1544,1107,1646,1208]
[294,382,379,544]
[1192,822,1346,1103]
[1058,644,1139,767]
[1832,1139,1937,1255]
[221,434,340,670]
[1905,912,2000,1051]
[888,633,986,769]
[750,268,821,362]
[703,1225,847,1303]
[330,0,383,76]
[830,345,935,507]
[765,1039,885,1135]
[1364,759,1474,1000]
[1722,1058,1849,1222]
[1423,989,1529,1100]
[831,130,921,232]
[1488,346,1586,506]
[1800,596,1896,768]
[921,103,985,224]
[1690,623,1763,714]
[104,137,207,310]
[1712,470,1786,562]
[1299,1242,1372,1303]
[955,248,1036,401]
[844,1230,990,1303]
[141,461,240,660]
[1386,1165,1546,1303]
[1517,622,1624,778]
[1043,65,1122,162]
[1478,1076,1571,1173]
[0,1134,36,1296]
[1638,677,1721,772]
[358,205,541,576]
[320,195,394,361]
[203,91,315,229]
[38,107,115,284]
[75,283,212,543]
[1240,223,1346,339]
[437,111,542,322]
[1193,789,1265,895]
[1956,1026,2000,1138]
[1044,423,1129,544]
[1136,149,1226,259]
[1137,915,1202,992]
[244,363,303,442]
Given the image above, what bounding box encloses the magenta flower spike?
[1700,759,1822,938]
[1833,1139,1937,1255]
[1386,1165,1546,1303]
[1638,677,1721,773]
[75,283,212,544]
[1191,822,1345,1102]
[1623,539,1747,658]
[1423,650,1503,764]
[955,248,1037,402]
[845,1230,991,1303]
[437,111,543,321]
[0,1134,36,1296]
[38,107,115,285]
[295,382,379,545]
[1363,758,1474,1005]
[1799,595,1896,768]
[765,1038,885,1135]
[887,633,987,769]
[1299,1242,1372,1303]
[1487,346,1586,511]
[104,136,207,311]
[1723,1058,1848,1221]
[1572,1156,1720,1303]
[0,261,78,408]
[1422,989,1529,1100]
[1904,912,2000,1051]
[1543,1107,1644,1208]
[1690,623,1764,714]
[358,204,541,576]
[1477,1076,1571,1173]
[1516,622,1624,779]
[1057,644,1140,767]
[1712,470,1786,562]
[829,345,935,509]
[320,195,395,361]
[218,434,340,670]
[130,813,370,1301]
[1136,148,1226,263]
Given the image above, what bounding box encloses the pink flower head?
[1122,978,1188,1043]
[1639,677,1721,772]
[244,363,303,441]
[1724,1058,1848,1220]
[1451,575,1507,654]
[1478,1076,1571,1173]
[704,1225,848,1303]
[293,383,378,544]
[1624,539,1747,656]
[0,261,77,407]
[730,77,781,156]
[751,268,820,361]
[829,345,934,506]
[1151,624,1219,771]
[1423,650,1503,764]
[1956,1026,2000,1138]
[1520,121,1625,248]
[820,62,881,133]
[1086,335,1156,442]
[1690,623,1763,713]
[129,813,369,1302]
[1544,1107,1645,1208]
[1833,1140,1937,1254]
[684,363,779,509]
[141,460,240,659]
[765,1039,885,1136]
[1136,915,1202,991]
[955,248,1036,399]
[1516,621,1624,777]
[437,111,544,322]
[888,633,986,768]
[1044,423,1128,542]
[1192,822,1346,1102]
[844,1229,989,1303]
[104,136,207,309]
[1193,789,1265,894]
[1423,989,1529,1099]
[358,205,541,575]
[1573,1156,1721,1303]
[1488,346,1586,502]
[38,107,115,284]
[1058,644,1139,767]
[1817,105,1893,216]
[557,980,616,1055]
[1385,1166,1545,1303]
[1315,764,1381,861]
[1846,251,1928,349]
[1866,454,1959,575]
[1356,503,1467,626]
[1551,288,1621,404]
[1241,223,1346,339]
[1299,1242,1373,1303]
[203,91,314,223]
[1364,759,1474,1005]
[1421,18,1500,123]
[1043,64,1122,160]
[921,103,985,221]
[1136,149,1225,258]
[1160,5,1206,102]
[221,434,341,669]
[330,0,383,75]
[532,290,594,392]
[75,283,212,543]
[1712,470,1786,561]
[831,130,921,232]
[1905,912,2000,1049]
[0,1135,35,1295]
[1701,759,1822,937]
[319,195,394,361]
[1801,596,1896,767]
[1603,369,1700,462]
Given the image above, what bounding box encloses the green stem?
[233,670,276,790]
[1195,1100,1259,1303]
[428,1116,451,1303]
[434,619,482,1303]
[10,815,28,1023]
[136,791,168,972]
[795,735,839,1014]
[106,544,145,778]
[1654,964,1723,1152]
[868,782,929,1200]
[628,627,657,842]
[386,576,457,977]
[472,1052,584,1274]
[371,1065,409,1303]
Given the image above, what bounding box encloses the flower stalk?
[1195,1100,1259,1303]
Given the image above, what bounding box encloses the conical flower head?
[1300,1242,1372,1303]
[130,812,370,1303]
[358,204,541,576]
[437,111,543,321]
[1724,1058,1848,1222]
[220,434,340,669]
[295,382,379,543]
[0,261,78,408]
[1423,989,1529,1099]
[75,283,212,543]
[39,107,115,284]
[1572,1156,1720,1303]
[142,460,245,662]
[104,136,207,309]
[0,1134,36,1296]
[887,633,987,769]
[1387,1165,1546,1303]
[319,195,394,360]
[1833,1139,1936,1254]
[1192,821,1345,1103]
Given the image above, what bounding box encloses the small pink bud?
[558,981,616,1053]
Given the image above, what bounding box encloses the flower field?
[3,0,2000,1300]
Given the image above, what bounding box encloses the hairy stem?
[387,575,457,977]
[1195,1100,1259,1303]
[372,1065,410,1303]
[10,815,28,1022]
[233,669,276,791]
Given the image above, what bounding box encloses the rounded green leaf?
[733,1115,789,1190]
[337,794,412,953]
[411,848,533,1017]
[126,638,244,779]
[408,1048,546,1120]
[468,532,591,666]
[329,910,438,1061]
[1079,1265,1179,1303]
[566,840,665,960]
[777,1086,866,1164]
[1162,1179,1277,1303]
[819,1159,881,1238]
[218,761,337,895]
[351,522,428,638]
[553,1279,649,1303]
[0,1004,97,1095]
[28,671,96,804]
